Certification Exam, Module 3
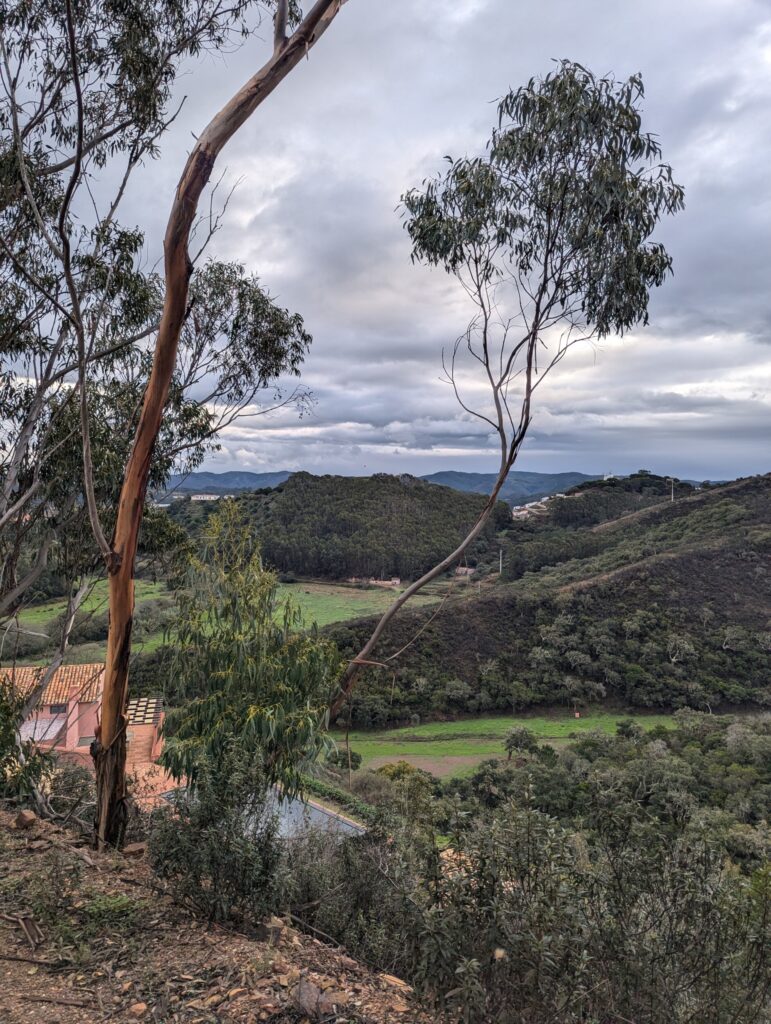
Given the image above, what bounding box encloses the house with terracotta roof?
[3,665,165,770]
[5,664,105,753]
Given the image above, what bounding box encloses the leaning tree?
[93,0,346,848]
[331,61,684,717]
[0,0,348,848]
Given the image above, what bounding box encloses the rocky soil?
[0,809,425,1024]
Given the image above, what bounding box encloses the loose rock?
[122,842,147,859]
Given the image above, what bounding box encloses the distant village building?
[455,566,475,577]
[511,497,552,519]
[190,493,227,501]
[346,576,400,588]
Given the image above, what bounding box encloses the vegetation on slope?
[168,472,511,581]
[420,469,599,504]
[329,474,771,726]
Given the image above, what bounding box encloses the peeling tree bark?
[93,0,347,850]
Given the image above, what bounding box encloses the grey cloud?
[115,0,771,480]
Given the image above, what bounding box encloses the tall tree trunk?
[92,0,347,850]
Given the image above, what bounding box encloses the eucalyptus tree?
[159,501,340,795]
[95,0,345,850]
[332,61,684,716]
[0,0,348,847]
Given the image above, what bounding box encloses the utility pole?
[499,548,503,575]
[665,476,675,502]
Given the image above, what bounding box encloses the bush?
[326,746,362,771]
[148,749,283,925]
[349,769,396,808]
[301,775,382,829]
[0,680,52,798]
[46,759,95,819]
[407,808,771,1024]
[281,830,419,975]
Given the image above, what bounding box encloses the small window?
[49,703,67,715]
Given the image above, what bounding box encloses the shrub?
[0,680,52,798]
[148,748,283,925]
[407,808,771,1024]
[281,830,419,975]
[300,775,382,829]
[47,759,95,819]
[349,769,396,808]
[326,746,362,771]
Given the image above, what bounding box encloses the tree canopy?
[160,502,340,794]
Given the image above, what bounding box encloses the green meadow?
[334,711,677,778]
[13,579,439,663]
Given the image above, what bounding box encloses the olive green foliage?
[441,712,771,863]
[0,0,312,627]
[503,726,540,758]
[402,61,683,338]
[159,502,341,795]
[409,809,769,1024]
[281,830,421,975]
[331,474,770,726]
[280,714,770,1022]
[0,679,52,797]
[300,774,383,829]
[168,472,509,581]
[326,746,362,771]
[148,747,283,925]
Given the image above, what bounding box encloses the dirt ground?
[0,809,426,1024]
[365,755,484,778]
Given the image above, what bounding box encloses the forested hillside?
[328,474,771,726]
[168,472,511,580]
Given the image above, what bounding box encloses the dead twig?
[0,912,45,948]
[25,994,96,1009]
[0,952,57,965]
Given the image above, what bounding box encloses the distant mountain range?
[419,470,600,505]
[160,469,600,505]
[161,470,292,495]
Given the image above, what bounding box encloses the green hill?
[168,472,511,581]
[328,473,771,726]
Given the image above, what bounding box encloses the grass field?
[17,579,168,629]
[13,578,441,664]
[276,580,438,628]
[333,711,676,779]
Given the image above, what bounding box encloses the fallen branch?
[25,994,96,1009]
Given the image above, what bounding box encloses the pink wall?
[63,700,100,751]
[151,712,165,761]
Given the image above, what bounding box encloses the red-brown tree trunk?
[92,0,346,850]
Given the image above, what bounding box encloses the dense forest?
[280,709,771,1024]
[168,471,511,580]
[328,473,771,726]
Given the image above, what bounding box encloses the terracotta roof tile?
[1,664,104,706]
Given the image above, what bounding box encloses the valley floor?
[334,710,677,778]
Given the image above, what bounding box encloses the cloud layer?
[124,0,771,479]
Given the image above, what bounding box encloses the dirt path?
[367,754,486,777]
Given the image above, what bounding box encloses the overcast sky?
[127,0,771,480]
